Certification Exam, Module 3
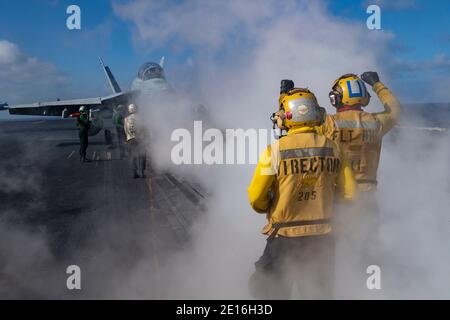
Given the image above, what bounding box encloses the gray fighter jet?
[2,57,171,143]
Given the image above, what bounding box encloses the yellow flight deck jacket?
[320,82,401,192]
[248,127,356,238]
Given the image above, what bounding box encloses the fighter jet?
[2,57,171,143]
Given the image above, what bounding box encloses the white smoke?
[112,0,418,299]
[0,137,62,299]
[0,0,438,299]
[1,0,447,300]
[376,129,450,298]
[0,0,444,300]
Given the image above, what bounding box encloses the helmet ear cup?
[329,90,342,108]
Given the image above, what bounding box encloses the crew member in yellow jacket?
[247,86,356,299]
[324,72,400,264]
[324,72,400,192]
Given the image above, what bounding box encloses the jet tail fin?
[99,58,122,94]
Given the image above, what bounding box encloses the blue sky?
[0,0,448,105]
[331,0,449,59]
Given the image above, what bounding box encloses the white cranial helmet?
[128,104,137,114]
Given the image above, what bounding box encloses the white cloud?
[113,0,277,50]
[424,53,450,70]
[0,40,69,105]
[392,53,450,72]
[114,0,394,119]
[386,53,450,102]
[115,0,449,104]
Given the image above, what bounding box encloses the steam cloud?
[1,0,448,299]
[112,0,450,299]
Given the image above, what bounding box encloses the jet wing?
[7,92,131,117]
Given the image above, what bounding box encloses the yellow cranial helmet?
[278,88,322,129]
[329,73,370,108]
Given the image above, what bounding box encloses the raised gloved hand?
[280,79,294,94]
[361,71,380,86]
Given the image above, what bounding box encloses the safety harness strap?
[267,218,332,240]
